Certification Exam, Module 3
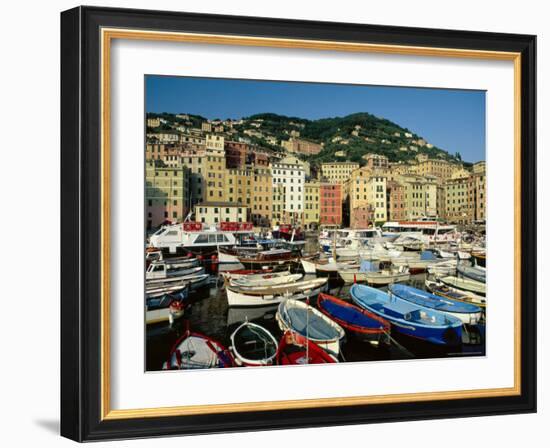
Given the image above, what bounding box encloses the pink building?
[350,204,375,229]
[320,183,342,226]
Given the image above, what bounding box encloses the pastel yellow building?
[320,162,359,184]
[205,150,227,202]
[444,174,471,224]
[304,181,320,230]
[251,167,273,227]
[271,184,285,226]
[145,160,189,230]
[195,202,247,224]
[411,158,462,181]
[348,167,387,224]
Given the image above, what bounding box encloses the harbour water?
[146,236,486,371]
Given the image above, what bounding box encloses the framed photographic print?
[60,6,537,441]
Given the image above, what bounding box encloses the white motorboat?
[339,261,410,285]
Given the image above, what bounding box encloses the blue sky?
[146,76,485,163]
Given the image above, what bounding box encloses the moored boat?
[425,279,486,308]
[237,248,300,269]
[440,276,486,295]
[457,264,486,283]
[230,273,303,288]
[226,278,328,307]
[146,285,190,325]
[230,321,278,366]
[220,268,275,281]
[276,299,345,356]
[276,331,338,365]
[338,260,410,285]
[350,284,463,346]
[389,284,482,325]
[146,263,205,281]
[163,330,235,369]
[317,293,390,345]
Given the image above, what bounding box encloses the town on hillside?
[145,113,486,231]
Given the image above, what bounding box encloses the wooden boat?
[471,250,486,267]
[145,285,190,325]
[427,259,457,276]
[146,265,205,282]
[317,293,390,345]
[339,260,410,285]
[163,330,235,369]
[226,278,327,307]
[457,264,486,283]
[220,268,275,281]
[389,284,482,325]
[440,276,486,295]
[425,279,486,308]
[350,284,463,346]
[230,322,278,366]
[276,331,338,365]
[276,299,345,356]
[237,248,300,268]
[230,273,303,288]
[145,280,189,296]
[301,257,359,275]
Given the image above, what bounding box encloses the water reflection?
[146,272,486,371]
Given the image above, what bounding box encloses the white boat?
[339,261,410,285]
[226,278,328,307]
[146,272,210,291]
[221,269,290,281]
[427,259,457,276]
[163,330,235,369]
[149,221,256,254]
[301,257,359,274]
[145,287,189,325]
[146,263,205,281]
[230,273,303,287]
[425,279,486,308]
[440,276,486,295]
[381,220,458,244]
[276,299,345,356]
[230,322,278,366]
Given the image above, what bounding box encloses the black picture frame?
[61,5,536,442]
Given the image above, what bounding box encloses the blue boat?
[350,284,463,346]
[389,284,482,325]
[457,264,486,283]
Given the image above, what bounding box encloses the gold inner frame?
[100,28,522,420]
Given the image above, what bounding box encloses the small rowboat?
[226,278,328,307]
[276,331,338,365]
[220,269,278,281]
[146,266,205,284]
[301,257,359,275]
[276,299,345,356]
[457,264,486,283]
[317,293,390,345]
[389,284,482,325]
[440,276,486,295]
[146,285,190,325]
[425,279,486,308]
[350,284,463,346]
[163,330,235,369]
[230,322,278,366]
[230,273,303,288]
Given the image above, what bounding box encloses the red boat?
[276,331,338,365]
[317,293,390,345]
[163,329,235,370]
